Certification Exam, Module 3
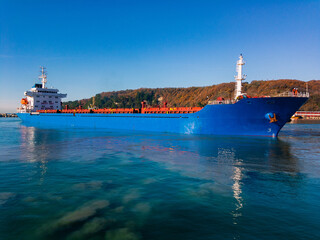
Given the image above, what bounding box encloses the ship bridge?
[18,67,67,113]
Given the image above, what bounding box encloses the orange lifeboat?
[21,98,28,105]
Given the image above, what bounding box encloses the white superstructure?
[235,54,246,99]
[18,67,67,113]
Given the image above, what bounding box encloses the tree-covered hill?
[63,79,320,111]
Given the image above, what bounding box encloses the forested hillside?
[63,79,320,111]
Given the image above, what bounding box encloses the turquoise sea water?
[0,118,320,240]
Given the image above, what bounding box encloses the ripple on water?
[0,192,16,205]
[105,227,140,240]
[72,181,103,190]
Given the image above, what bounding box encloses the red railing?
[141,107,202,114]
[37,107,203,114]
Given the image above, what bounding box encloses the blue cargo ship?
[17,56,309,137]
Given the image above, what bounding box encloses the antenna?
[39,66,47,88]
[234,54,246,99]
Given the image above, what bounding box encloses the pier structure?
[293,111,320,120]
[0,113,18,118]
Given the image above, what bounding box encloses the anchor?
[265,113,278,123]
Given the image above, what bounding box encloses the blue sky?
[0,0,319,112]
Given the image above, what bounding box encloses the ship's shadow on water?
[2,122,317,240]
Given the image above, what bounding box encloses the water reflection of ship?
[136,135,300,226]
[19,123,299,179]
[18,124,302,228]
[138,135,299,175]
[19,125,64,183]
[103,132,301,224]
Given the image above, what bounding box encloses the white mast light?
[235,54,246,99]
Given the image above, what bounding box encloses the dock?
[0,113,18,118]
[293,111,320,120]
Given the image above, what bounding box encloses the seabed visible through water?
[0,118,320,240]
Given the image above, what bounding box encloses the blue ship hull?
[17,97,308,137]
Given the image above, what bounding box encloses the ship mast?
[235,54,246,99]
[39,66,47,88]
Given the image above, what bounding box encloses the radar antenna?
[39,66,47,88]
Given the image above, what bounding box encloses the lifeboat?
[21,98,28,105]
